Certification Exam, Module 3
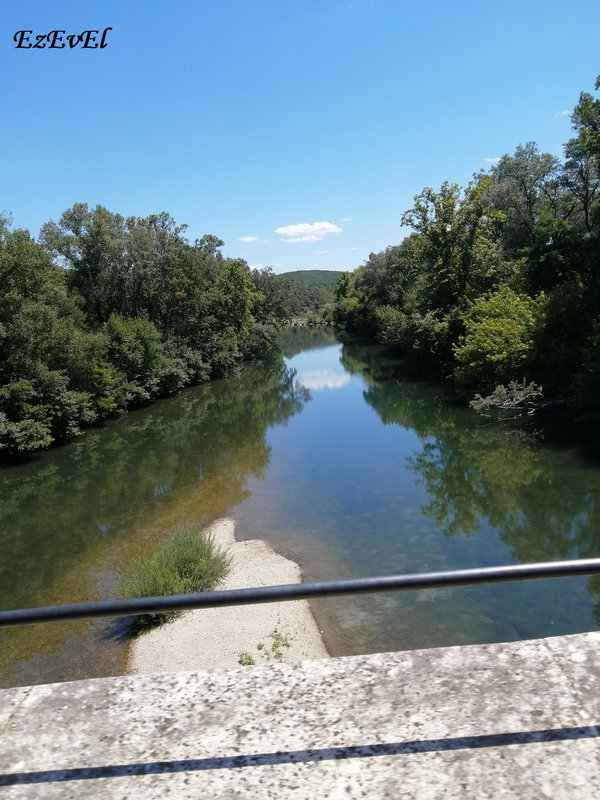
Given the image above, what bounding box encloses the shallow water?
[237,332,600,656]
[1,329,599,686]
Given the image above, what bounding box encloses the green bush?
[118,524,231,633]
[452,287,547,395]
[376,305,452,360]
[104,314,167,403]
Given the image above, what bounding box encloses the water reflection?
[297,369,351,391]
[279,326,338,358]
[237,338,600,657]
[0,354,309,686]
[359,359,600,563]
[293,343,353,391]
[348,341,600,643]
[2,333,600,686]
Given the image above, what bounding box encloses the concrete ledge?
[1,632,600,798]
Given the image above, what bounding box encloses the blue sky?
[2,1,599,274]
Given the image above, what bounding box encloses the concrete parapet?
[1,632,600,798]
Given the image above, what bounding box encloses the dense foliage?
[0,206,286,456]
[334,76,600,418]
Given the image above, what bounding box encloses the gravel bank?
[128,518,329,673]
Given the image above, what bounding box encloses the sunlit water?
[1,328,599,686]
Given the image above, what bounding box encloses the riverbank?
[127,518,329,673]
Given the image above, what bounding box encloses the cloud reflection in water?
[297,369,351,390]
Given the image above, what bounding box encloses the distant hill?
[272,270,344,317]
[277,270,343,288]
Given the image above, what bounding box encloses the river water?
[1,329,599,686]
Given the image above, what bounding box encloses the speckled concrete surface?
[1,632,599,798]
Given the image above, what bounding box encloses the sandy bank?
[128,518,329,674]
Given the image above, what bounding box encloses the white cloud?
[316,249,329,254]
[276,221,342,243]
[351,246,359,250]
[555,110,570,117]
[239,234,260,243]
[485,157,501,164]
[341,217,353,223]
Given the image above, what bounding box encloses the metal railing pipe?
[2,558,600,628]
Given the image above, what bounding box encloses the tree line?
[334,76,600,419]
[0,203,288,456]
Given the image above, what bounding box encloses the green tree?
[570,75,600,167]
[453,287,547,394]
[519,212,582,293]
[40,205,192,325]
[1,206,286,456]
[104,314,170,404]
[562,135,600,233]
[487,142,563,256]
[0,223,108,453]
[40,203,128,322]
[401,177,504,313]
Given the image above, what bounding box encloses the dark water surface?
[2,329,600,686]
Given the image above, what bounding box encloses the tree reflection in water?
[0,352,309,686]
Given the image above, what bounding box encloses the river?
[1,328,599,686]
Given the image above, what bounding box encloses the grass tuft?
[118,524,231,634]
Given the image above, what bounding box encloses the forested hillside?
[0,205,286,456]
[279,270,343,288]
[267,270,342,318]
[334,76,600,419]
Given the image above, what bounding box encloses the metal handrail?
[2,558,600,628]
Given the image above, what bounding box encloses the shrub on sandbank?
[118,524,231,634]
